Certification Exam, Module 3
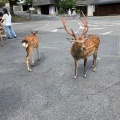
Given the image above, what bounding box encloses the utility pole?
[28,0,31,19]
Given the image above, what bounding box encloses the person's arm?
[0,16,2,22]
[1,14,5,23]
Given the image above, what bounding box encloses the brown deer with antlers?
[22,31,40,71]
[62,11,100,79]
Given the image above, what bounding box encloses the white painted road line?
[75,22,84,33]
[119,37,120,56]
[101,31,113,35]
[89,27,105,30]
[41,46,59,50]
[51,29,58,32]
[12,23,23,25]
[33,21,49,30]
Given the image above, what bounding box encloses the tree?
[54,0,60,9]
[0,0,6,3]
[6,0,32,16]
[54,0,76,13]
[0,0,7,7]
[25,0,32,5]
[8,0,18,16]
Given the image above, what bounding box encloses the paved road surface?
[0,13,120,120]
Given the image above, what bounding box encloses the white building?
[76,0,94,16]
[32,0,58,15]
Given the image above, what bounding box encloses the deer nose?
[83,47,86,50]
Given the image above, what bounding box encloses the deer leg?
[31,51,35,66]
[74,60,78,79]
[26,49,33,72]
[92,54,95,68]
[1,38,3,46]
[83,58,87,77]
[36,47,40,61]
[93,52,97,72]
[26,61,32,72]
[0,36,3,46]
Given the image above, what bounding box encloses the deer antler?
[62,16,77,38]
[79,11,88,37]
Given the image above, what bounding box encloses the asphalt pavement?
[0,12,120,120]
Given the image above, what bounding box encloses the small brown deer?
[0,26,3,46]
[62,11,100,79]
[22,31,40,71]
[0,23,6,46]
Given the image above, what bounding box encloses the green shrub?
[58,8,65,15]
[12,15,30,22]
[76,9,81,14]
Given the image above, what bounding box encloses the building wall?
[49,6,58,15]
[13,5,23,11]
[32,0,58,15]
[87,5,94,16]
[76,0,94,16]
[94,3,120,16]
[76,0,120,16]
[34,6,41,14]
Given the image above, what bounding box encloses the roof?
[92,0,120,5]
[76,0,94,6]
[32,0,54,6]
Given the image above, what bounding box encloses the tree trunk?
[8,0,15,16]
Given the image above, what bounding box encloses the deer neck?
[72,40,90,59]
[71,43,84,60]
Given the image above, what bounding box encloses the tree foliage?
[54,0,76,13]
[0,0,6,7]
[0,0,7,3]
[4,0,33,16]
[25,0,32,5]
[7,0,18,16]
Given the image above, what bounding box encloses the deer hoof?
[92,65,94,68]
[28,69,32,72]
[92,68,96,72]
[38,58,40,61]
[83,74,87,78]
[83,75,86,78]
[31,63,35,66]
[73,76,77,79]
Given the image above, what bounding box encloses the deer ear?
[36,31,38,34]
[67,38,75,43]
[31,31,33,34]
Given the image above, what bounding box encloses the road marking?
[103,24,120,26]
[41,46,59,50]
[88,24,100,27]
[51,29,58,32]
[12,23,23,25]
[119,37,120,56]
[33,21,49,30]
[75,22,84,33]
[76,22,104,33]
[89,27,105,30]
[101,31,113,35]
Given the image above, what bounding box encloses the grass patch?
[12,15,30,22]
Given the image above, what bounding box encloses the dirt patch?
[12,15,30,22]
